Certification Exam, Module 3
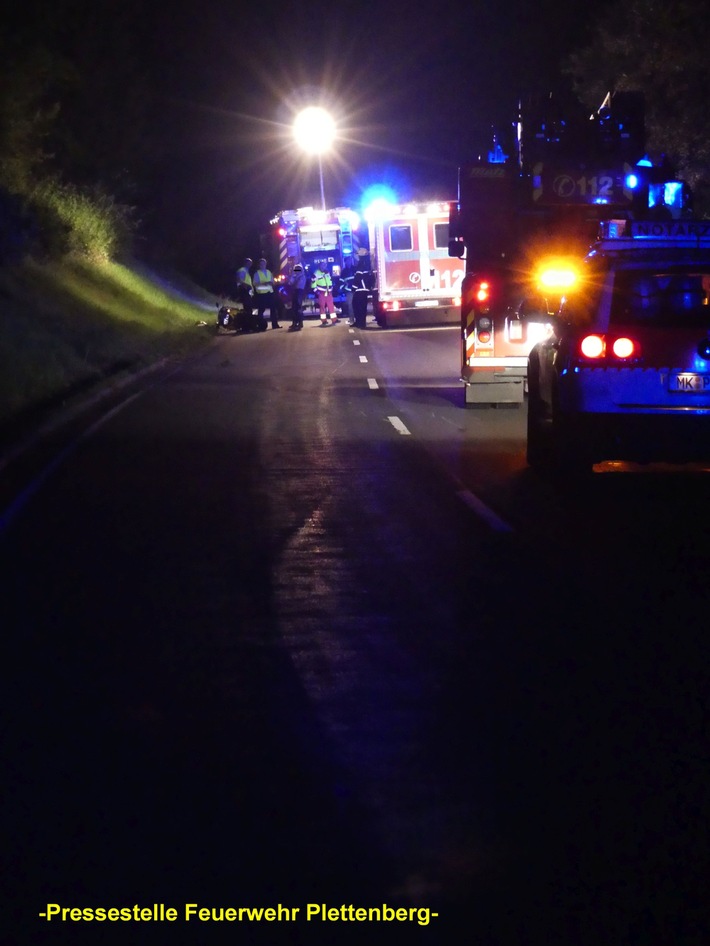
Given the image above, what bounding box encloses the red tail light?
[579,334,640,360]
[612,336,637,358]
[580,334,605,358]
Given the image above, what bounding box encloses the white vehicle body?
[366,201,463,327]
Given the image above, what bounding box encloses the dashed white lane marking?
[456,489,514,533]
[367,378,379,390]
[359,355,368,363]
[353,340,361,346]
[387,416,411,436]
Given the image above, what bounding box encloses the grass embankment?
[0,255,219,440]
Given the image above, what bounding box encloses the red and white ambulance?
[365,200,463,327]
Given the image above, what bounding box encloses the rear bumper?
[561,411,710,463]
[376,299,459,326]
[462,361,527,405]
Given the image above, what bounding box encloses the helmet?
[293,264,303,272]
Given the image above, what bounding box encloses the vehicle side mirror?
[448,237,465,259]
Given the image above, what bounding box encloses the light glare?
[539,267,578,290]
[612,337,635,358]
[581,334,605,358]
[293,107,336,155]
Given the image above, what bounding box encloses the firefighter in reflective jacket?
[311,264,337,325]
[288,263,307,330]
[253,258,281,329]
[351,269,370,329]
[235,257,254,327]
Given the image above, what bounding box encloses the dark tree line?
[1,1,161,198]
[2,0,709,271]
[565,0,710,212]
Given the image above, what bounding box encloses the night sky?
[8,0,612,286]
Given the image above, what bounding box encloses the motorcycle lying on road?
[215,301,266,334]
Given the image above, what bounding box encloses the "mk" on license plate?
[669,372,710,392]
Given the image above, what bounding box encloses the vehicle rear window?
[434,223,449,249]
[610,269,710,327]
[389,225,413,251]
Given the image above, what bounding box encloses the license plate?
[669,372,710,392]
[415,300,439,308]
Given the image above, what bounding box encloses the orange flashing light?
[476,281,491,303]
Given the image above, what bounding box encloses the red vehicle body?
[366,200,463,327]
[449,91,689,406]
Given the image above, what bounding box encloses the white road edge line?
[367,378,379,390]
[456,489,515,534]
[387,416,411,436]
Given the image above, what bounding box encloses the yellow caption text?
[39,903,438,926]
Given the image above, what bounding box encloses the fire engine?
[266,206,365,309]
[365,200,463,327]
[449,91,689,406]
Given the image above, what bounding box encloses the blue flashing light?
[361,183,398,219]
[636,156,653,167]
[625,173,640,190]
[363,197,397,222]
[487,143,508,164]
[664,181,683,207]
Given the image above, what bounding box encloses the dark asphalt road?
[2,322,709,946]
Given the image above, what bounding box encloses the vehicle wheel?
[526,354,553,471]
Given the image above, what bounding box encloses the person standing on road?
[311,263,337,325]
[288,263,307,330]
[340,258,356,323]
[351,268,369,329]
[235,257,254,329]
[253,258,281,329]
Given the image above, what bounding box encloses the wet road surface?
[2,321,709,945]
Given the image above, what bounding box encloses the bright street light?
[293,106,336,211]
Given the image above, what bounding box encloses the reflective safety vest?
[352,271,369,293]
[236,266,252,288]
[311,270,332,292]
[253,268,274,294]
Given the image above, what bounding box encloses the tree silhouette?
[565,0,710,212]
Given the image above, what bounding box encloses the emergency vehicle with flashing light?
[265,207,366,314]
[365,200,463,327]
[526,218,710,474]
[449,91,691,406]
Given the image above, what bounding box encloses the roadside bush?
[29,178,136,262]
